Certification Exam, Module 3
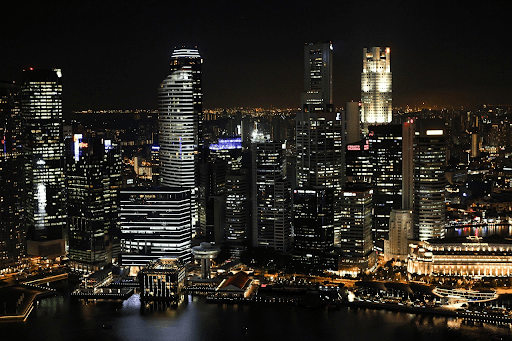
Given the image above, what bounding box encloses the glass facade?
[413,119,447,241]
[158,48,202,234]
[339,185,374,263]
[292,187,335,270]
[158,48,202,189]
[120,188,192,266]
[301,42,333,113]
[21,69,66,257]
[368,124,403,242]
[252,142,291,252]
[67,136,122,271]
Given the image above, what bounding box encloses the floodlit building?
[120,187,192,267]
[138,258,186,304]
[408,236,512,277]
[216,271,254,298]
[21,68,66,258]
[361,47,392,127]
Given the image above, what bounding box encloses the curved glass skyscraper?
[158,48,202,189]
[157,48,201,255]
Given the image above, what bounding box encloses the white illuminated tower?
[361,47,392,126]
[158,48,202,228]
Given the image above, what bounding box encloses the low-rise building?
[138,258,186,305]
[408,235,512,277]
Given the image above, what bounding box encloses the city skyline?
[1,2,511,112]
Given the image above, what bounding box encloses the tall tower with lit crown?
[361,47,392,126]
[159,48,202,188]
[159,48,202,232]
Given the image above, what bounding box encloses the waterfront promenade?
[0,285,57,322]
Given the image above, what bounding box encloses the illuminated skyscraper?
[297,42,342,188]
[368,124,403,243]
[21,69,66,258]
[292,187,335,270]
[296,42,344,253]
[224,171,250,257]
[301,42,333,113]
[120,188,192,267]
[252,142,292,252]
[413,119,447,241]
[361,47,392,126]
[67,136,122,271]
[0,81,25,270]
[158,47,202,231]
[338,184,375,272]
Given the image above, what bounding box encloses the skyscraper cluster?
[0,41,449,278]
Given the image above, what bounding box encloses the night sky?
[2,1,511,113]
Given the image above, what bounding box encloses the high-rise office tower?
[296,42,344,251]
[296,112,344,189]
[402,119,415,210]
[386,209,413,261]
[21,69,66,258]
[368,124,403,243]
[252,142,292,252]
[67,136,122,271]
[0,81,25,270]
[338,183,375,271]
[345,139,372,185]
[224,171,250,258]
[301,42,333,113]
[361,47,392,127]
[120,188,192,267]
[158,47,202,231]
[413,119,447,241]
[293,187,335,270]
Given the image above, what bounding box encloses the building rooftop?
[218,271,250,291]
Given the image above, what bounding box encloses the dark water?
[2,293,512,341]
[3,226,512,341]
[446,224,512,238]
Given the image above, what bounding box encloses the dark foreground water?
[2,292,512,341]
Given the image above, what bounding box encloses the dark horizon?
[2,1,511,113]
